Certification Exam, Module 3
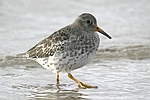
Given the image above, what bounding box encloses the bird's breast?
[47,33,100,73]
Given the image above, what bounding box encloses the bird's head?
[73,13,112,39]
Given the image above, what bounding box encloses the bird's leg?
[68,73,98,88]
[56,73,59,85]
[55,73,61,93]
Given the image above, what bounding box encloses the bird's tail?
[16,53,29,58]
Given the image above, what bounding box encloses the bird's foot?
[78,81,98,89]
[68,73,98,89]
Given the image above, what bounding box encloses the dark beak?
[94,26,112,39]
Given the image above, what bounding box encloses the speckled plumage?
[17,13,111,88]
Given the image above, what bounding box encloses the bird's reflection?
[56,84,79,93]
[29,84,88,100]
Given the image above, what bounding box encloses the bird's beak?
[94,26,112,39]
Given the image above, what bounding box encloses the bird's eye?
[86,20,92,25]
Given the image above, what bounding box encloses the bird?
[17,13,112,88]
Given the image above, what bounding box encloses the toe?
[78,82,98,88]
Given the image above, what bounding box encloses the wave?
[95,45,150,59]
[0,45,150,67]
[0,56,38,67]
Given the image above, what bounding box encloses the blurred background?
[0,0,150,100]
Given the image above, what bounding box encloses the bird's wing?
[24,26,73,58]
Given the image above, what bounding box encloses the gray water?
[0,0,150,100]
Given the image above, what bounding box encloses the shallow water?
[0,0,150,100]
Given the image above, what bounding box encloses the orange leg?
[68,73,98,88]
[56,73,59,85]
